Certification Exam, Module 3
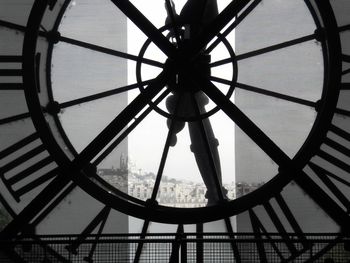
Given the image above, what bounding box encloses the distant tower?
[120,153,128,172]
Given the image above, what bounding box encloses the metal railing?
[0,233,349,262]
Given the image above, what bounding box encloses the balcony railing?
[0,233,349,262]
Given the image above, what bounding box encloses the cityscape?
[98,162,264,208]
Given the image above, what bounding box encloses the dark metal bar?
[206,0,262,53]
[0,133,38,160]
[335,108,350,116]
[274,194,308,247]
[263,202,298,255]
[165,0,181,45]
[0,112,31,126]
[339,24,350,32]
[110,0,176,57]
[309,162,350,211]
[343,54,350,63]
[0,56,23,63]
[0,69,22,76]
[340,83,350,90]
[169,224,183,263]
[66,206,111,254]
[60,80,152,109]
[210,33,316,67]
[211,76,317,108]
[59,35,164,68]
[324,136,350,160]
[189,94,226,202]
[236,33,316,60]
[201,76,350,229]
[0,83,23,90]
[7,156,53,186]
[84,207,111,262]
[133,220,150,263]
[0,191,16,218]
[293,172,350,232]
[249,210,269,263]
[151,93,182,201]
[330,124,350,143]
[93,88,170,165]
[0,19,26,32]
[31,182,76,227]
[317,149,350,174]
[201,78,290,169]
[343,68,350,76]
[0,174,72,240]
[224,218,241,262]
[74,68,171,168]
[180,0,251,58]
[0,144,46,174]
[14,168,58,200]
[196,223,204,263]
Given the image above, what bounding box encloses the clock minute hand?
[179,0,251,59]
[179,0,227,205]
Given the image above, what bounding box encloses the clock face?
[1,0,350,261]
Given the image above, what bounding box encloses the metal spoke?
[151,93,183,201]
[133,220,150,263]
[0,19,26,31]
[0,174,72,239]
[200,78,291,168]
[59,35,164,68]
[180,0,251,58]
[110,0,176,58]
[210,33,316,67]
[0,112,30,125]
[72,68,171,169]
[59,80,152,109]
[210,76,316,108]
[342,68,350,76]
[338,24,350,32]
[1,19,162,69]
[93,89,171,166]
[206,0,262,53]
[343,54,350,63]
[224,218,241,262]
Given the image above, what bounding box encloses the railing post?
[180,234,187,263]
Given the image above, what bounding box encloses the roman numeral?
[343,53,350,76]
[249,194,308,262]
[340,82,350,90]
[66,206,111,261]
[48,0,58,10]
[0,133,58,202]
[308,124,350,212]
[0,55,23,90]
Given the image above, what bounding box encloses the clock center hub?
[170,53,211,94]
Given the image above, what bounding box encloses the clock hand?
[177,0,227,205]
[111,0,176,58]
[180,0,218,36]
[164,0,181,45]
[178,0,251,60]
[199,77,293,170]
[72,68,173,172]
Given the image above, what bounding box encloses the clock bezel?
[22,0,342,224]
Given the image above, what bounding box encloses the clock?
[0,0,350,262]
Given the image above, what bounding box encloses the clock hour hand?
[188,94,228,205]
[164,0,227,205]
